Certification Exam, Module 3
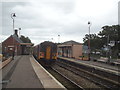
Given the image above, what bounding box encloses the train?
[33,41,57,66]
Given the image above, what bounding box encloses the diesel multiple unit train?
[33,41,57,66]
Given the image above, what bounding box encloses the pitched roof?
[61,40,82,45]
[12,34,23,43]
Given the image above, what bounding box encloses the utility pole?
[107,35,110,63]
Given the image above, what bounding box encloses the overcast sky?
[1,0,119,45]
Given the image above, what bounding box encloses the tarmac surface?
[2,55,43,88]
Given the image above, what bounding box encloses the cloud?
[1,0,119,45]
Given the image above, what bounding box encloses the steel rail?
[51,67,85,90]
[57,58,120,82]
[56,61,120,89]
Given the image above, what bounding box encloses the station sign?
[109,41,115,47]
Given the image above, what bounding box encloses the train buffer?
[2,55,66,89]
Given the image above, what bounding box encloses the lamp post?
[58,35,60,43]
[108,41,115,63]
[11,13,16,60]
[88,21,91,60]
[19,28,21,37]
[51,38,53,42]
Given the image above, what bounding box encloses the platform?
[2,55,66,89]
[58,57,120,76]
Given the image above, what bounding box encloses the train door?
[46,46,51,60]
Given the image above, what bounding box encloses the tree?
[98,25,119,45]
[20,35,32,43]
[83,25,120,58]
[98,25,120,58]
[83,34,102,51]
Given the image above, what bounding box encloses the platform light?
[11,13,16,60]
[88,21,92,60]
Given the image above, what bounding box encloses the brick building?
[2,30,33,57]
[57,40,83,59]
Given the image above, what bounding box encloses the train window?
[40,52,44,56]
[9,48,13,50]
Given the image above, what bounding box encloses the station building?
[2,30,33,57]
[57,40,83,59]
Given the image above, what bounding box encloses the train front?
[39,41,57,66]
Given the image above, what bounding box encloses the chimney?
[14,29,18,37]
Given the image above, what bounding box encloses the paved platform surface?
[30,56,66,89]
[58,57,120,75]
[1,57,12,69]
[2,55,43,88]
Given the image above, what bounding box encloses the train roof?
[33,41,55,47]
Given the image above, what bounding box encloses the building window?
[5,47,7,52]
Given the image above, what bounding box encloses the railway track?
[45,67,84,89]
[37,59,84,89]
[58,58,120,82]
[55,59,120,89]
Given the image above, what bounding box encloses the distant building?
[2,30,33,57]
[57,40,83,59]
